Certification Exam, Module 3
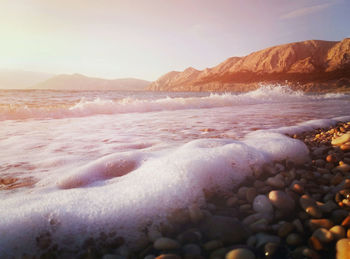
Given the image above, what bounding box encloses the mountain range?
[0,71,149,91]
[32,74,149,91]
[149,38,350,92]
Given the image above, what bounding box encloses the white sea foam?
[0,86,349,256]
[0,85,347,120]
[0,122,315,256]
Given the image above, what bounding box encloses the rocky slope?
[31,74,150,91]
[149,38,350,92]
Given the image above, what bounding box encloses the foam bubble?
[0,129,311,256]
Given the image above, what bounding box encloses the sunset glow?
[0,0,349,80]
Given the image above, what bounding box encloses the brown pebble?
[308,219,334,231]
[326,154,337,163]
[286,233,303,246]
[336,239,350,259]
[156,255,181,259]
[341,216,350,228]
[290,183,304,194]
[246,187,257,203]
[308,236,323,251]
[278,222,294,237]
[341,143,350,151]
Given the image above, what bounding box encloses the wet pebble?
[154,237,180,250]
[312,228,334,243]
[225,248,255,259]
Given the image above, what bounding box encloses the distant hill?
[0,69,54,89]
[31,74,150,91]
[149,38,350,92]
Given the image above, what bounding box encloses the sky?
[0,0,349,81]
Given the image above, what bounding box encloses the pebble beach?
[1,89,350,259]
[122,121,350,259]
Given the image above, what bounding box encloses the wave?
[0,85,347,120]
[1,116,349,256]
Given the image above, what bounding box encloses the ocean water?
[0,85,350,256]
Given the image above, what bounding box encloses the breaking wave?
[0,85,347,120]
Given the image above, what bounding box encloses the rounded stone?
[155,255,181,259]
[266,177,285,189]
[331,133,350,146]
[330,225,346,240]
[268,190,295,212]
[308,219,334,231]
[225,248,255,259]
[154,237,180,250]
[253,195,273,214]
[264,242,279,258]
[182,244,201,256]
[336,239,350,259]
[246,187,257,203]
[188,204,204,223]
[312,228,334,243]
[203,240,223,251]
[200,216,249,244]
[286,233,303,246]
[278,222,294,237]
[290,182,304,194]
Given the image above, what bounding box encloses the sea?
[0,85,350,256]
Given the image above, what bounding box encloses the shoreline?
[3,120,350,258]
[127,121,350,259]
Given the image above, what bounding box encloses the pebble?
[340,143,350,151]
[155,254,181,259]
[188,204,204,223]
[226,196,238,207]
[286,233,303,246]
[336,163,350,173]
[268,190,295,212]
[331,133,350,146]
[299,195,322,218]
[200,216,249,244]
[148,229,162,242]
[238,187,248,200]
[266,177,285,189]
[246,187,257,203]
[308,219,334,231]
[252,195,273,214]
[341,216,350,228]
[102,255,125,259]
[326,154,337,163]
[309,236,323,251]
[312,228,334,243]
[225,248,255,259]
[203,240,223,251]
[264,242,279,258]
[332,210,349,224]
[255,233,281,248]
[290,182,304,194]
[154,237,180,250]
[292,219,304,233]
[277,222,294,237]
[330,225,346,240]
[182,244,201,256]
[336,238,350,259]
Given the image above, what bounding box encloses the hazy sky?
[0,0,349,81]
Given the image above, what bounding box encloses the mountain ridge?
[149,38,350,92]
[31,73,150,91]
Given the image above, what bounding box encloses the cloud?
[280,1,338,20]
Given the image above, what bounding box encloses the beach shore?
[19,121,350,259]
[122,122,350,259]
